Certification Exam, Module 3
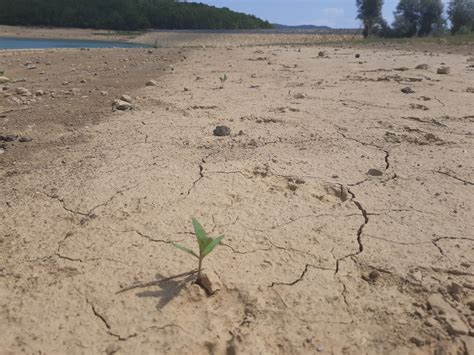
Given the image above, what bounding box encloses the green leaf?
[192,218,212,252]
[202,235,225,257]
[172,243,199,258]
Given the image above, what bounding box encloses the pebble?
[198,270,222,295]
[410,336,424,347]
[145,79,159,86]
[35,90,45,96]
[18,137,33,143]
[0,76,10,84]
[318,51,325,57]
[105,343,121,355]
[415,64,429,70]
[401,87,415,94]
[120,94,133,103]
[437,66,450,75]
[355,54,360,58]
[467,87,474,93]
[15,87,31,96]
[0,135,18,142]
[368,169,383,177]
[112,99,132,111]
[213,125,231,137]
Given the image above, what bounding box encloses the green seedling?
[173,218,224,284]
[219,74,228,88]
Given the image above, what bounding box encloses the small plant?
[173,218,224,284]
[219,74,228,89]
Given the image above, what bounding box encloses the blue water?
[0,37,148,50]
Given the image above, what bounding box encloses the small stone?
[80,79,87,83]
[410,336,424,347]
[368,169,383,177]
[447,282,462,301]
[15,87,31,96]
[105,343,121,355]
[369,270,381,281]
[355,54,360,58]
[466,87,474,93]
[18,137,33,143]
[145,79,159,87]
[0,76,10,84]
[213,125,231,137]
[401,87,415,94]
[0,148,4,154]
[0,135,18,142]
[120,94,133,103]
[198,270,222,295]
[35,90,45,96]
[318,51,325,57]
[415,64,429,70]
[112,99,132,111]
[437,66,450,75]
[100,91,108,96]
[394,67,409,71]
[316,345,324,352]
[293,93,306,99]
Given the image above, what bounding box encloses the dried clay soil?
[1,34,474,354]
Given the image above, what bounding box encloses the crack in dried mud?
[335,188,369,274]
[434,170,473,186]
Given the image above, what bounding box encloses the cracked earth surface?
[1,42,474,354]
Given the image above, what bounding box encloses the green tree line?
[356,0,474,37]
[0,0,272,30]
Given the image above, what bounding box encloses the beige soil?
[1,29,474,354]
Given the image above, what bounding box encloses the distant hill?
[0,0,273,30]
[272,24,332,31]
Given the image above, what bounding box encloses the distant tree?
[356,0,384,37]
[418,0,444,36]
[392,0,421,36]
[448,0,474,33]
[0,0,273,30]
[392,0,444,36]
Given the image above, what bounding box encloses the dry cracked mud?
[1,35,473,354]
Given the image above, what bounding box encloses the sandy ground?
[1,31,474,355]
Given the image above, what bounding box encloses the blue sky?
[199,0,448,28]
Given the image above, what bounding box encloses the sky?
[199,0,448,29]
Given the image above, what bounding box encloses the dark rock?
[410,336,425,347]
[0,135,17,142]
[355,54,360,58]
[437,66,450,75]
[401,87,415,94]
[394,67,409,71]
[213,125,231,137]
[415,64,429,70]
[369,270,381,281]
[368,169,383,177]
[18,137,32,143]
